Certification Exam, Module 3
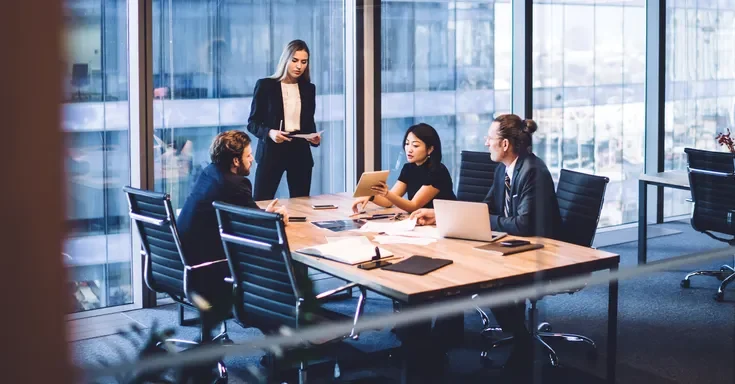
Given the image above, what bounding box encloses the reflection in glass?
[533,1,645,227]
[665,2,735,217]
[381,0,512,188]
[151,0,347,231]
[63,0,132,312]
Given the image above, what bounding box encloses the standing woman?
[247,39,321,200]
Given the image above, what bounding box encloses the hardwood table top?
[258,193,620,303]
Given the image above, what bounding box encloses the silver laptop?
[433,199,507,242]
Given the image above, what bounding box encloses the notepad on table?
[295,237,393,265]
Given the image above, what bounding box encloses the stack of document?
[357,218,417,234]
[295,236,393,265]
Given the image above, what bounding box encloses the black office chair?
[213,201,359,384]
[474,169,609,367]
[456,150,499,202]
[123,186,232,355]
[679,148,735,302]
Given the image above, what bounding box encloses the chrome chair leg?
[535,335,559,367]
[212,322,232,344]
[539,332,597,348]
[298,361,307,384]
[350,287,367,340]
[489,336,515,350]
[715,269,735,302]
[217,360,228,381]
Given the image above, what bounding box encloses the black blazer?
[177,164,259,266]
[483,153,561,239]
[246,77,318,166]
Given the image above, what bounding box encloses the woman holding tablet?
[351,123,456,213]
[247,39,321,200]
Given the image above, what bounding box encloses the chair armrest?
[189,259,228,270]
[316,282,357,301]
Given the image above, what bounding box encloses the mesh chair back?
[123,186,187,300]
[457,150,499,202]
[555,169,609,247]
[685,148,735,237]
[214,201,302,331]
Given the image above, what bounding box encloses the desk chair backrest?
[684,148,735,240]
[457,150,499,202]
[556,169,609,247]
[123,186,188,301]
[214,201,303,332]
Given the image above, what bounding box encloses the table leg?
[638,180,648,265]
[656,186,665,224]
[607,266,619,384]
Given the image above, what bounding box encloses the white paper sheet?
[356,218,417,234]
[295,236,393,265]
[373,235,437,245]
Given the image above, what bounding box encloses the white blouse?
[281,82,301,132]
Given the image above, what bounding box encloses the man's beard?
[236,161,250,177]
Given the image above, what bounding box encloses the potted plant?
[716,128,735,153]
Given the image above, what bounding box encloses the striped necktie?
[504,174,511,217]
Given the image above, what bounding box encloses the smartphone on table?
[499,240,531,247]
[312,204,338,210]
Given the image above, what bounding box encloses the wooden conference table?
[257,193,621,383]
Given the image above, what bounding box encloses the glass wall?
[380,0,512,188]
[533,0,646,227]
[63,0,132,312]
[152,0,347,211]
[664,0,735,217]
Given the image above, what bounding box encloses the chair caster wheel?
[680,279,690,288]
[538,322,552,332]
[714,292,724,302]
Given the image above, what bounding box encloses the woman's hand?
[269,130,292,144]
[307,135,321,145]
[370,181,390,198]
[409,208,436,226]
[351,196,370,213]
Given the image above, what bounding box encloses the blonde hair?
[269,39,311,83]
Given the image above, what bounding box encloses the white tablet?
[353,170,390,198]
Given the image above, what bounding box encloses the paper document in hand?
[296,237,393,265]
[357,218,416,233]
[288,130,324,139]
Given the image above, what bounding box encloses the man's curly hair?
[209,130,251,169]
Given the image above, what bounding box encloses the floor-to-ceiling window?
[533,0,645,227]
[664,0,735,217]
[380,0,512,187]
[63,0,132,312]
[152,0,348,212]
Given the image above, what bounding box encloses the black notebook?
[381,255,453,276]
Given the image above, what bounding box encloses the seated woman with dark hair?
[351,122,456,214]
